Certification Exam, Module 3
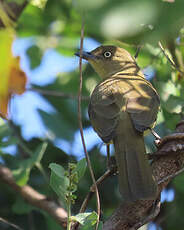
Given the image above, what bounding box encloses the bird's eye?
[103,51,112,58]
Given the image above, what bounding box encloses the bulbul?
[75,45,160,202]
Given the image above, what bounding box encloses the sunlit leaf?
[71,211,98,227]
[163,95,184,114]
[71,212,98,230]
[0,29,14,98]
[0,29,27,118]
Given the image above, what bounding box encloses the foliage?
[0,0,184,229]
[0,29,27,118]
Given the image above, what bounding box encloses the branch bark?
[0,0,28,27]
[102,121,184,230]
[0,165,67,227]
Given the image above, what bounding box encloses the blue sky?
[10,37,103,157]
[11,38,99,138]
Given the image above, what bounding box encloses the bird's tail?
[113,113,157,202]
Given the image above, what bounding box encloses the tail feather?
[113,113,157,202]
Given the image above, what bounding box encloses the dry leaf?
[0,29,27,118]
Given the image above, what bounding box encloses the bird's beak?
[75,51,95,60]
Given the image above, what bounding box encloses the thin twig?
[77,19,101,229]
[80,169,115,213]
[0,216,23,230]
[29,88,89,100]
[134,45,143,59]
[106,144,110,168]
[158,41,184,75]
[73,169,115,230]
[150,128,161,140]
[90,169,112,192]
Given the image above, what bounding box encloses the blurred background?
[1,0,184,229]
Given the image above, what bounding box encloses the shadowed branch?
[0,165,67,227]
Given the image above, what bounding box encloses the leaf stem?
[67,196,72,230]
[67,168,72,230]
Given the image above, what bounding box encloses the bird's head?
[75,45,138,79]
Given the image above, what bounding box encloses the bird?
[75,45,160,202]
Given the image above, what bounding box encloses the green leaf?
[71,211,98,226]
[80,212,98,230]
[97,221,103,230]
[0,136,18,147]
[33,142,48,164]
[49,163,66,178]
[50,172,68,205]
[49,163,69,205]
[12,142,47,186]
[71,212,98,230]
[0,123,11,139]
[162,109,180,130]
[26,45,43,69]
[56,37,79,56]
[86,212,98,226]
[45,214,63,230]
[155,80,180,102]
[13,167,31,186]
[75,158,86,181]
[163,95,184,114]
[12,196,34,214]
[38,109,74,141]
[0,121,18,149]
[173,174,184,193]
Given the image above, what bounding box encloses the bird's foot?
[150,128,162,146]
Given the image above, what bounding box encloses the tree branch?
[0,0,28,27]
[130,198,161,230]
[79,167,117,214]
[102,121,184,230]
[29,88,89,100]
[158,41,184,75]
[0,216,23,230]
[0,165,67,227]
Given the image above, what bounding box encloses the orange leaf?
[9,57,27,95]
[0,29,27,118]
[0,95,9,118]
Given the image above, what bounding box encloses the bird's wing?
[126,81,160,132]
[88,82,120,143]
[89,77,160,140]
